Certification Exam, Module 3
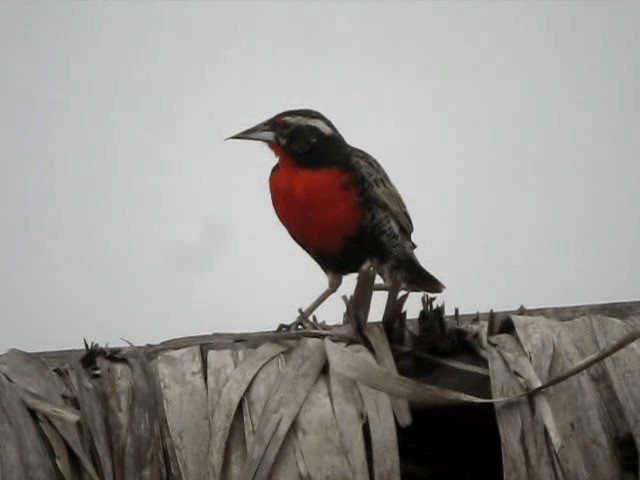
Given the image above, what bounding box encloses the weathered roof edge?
[30,299,640,364]
[448,299,640,323]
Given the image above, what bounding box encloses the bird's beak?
[226,121,276,143]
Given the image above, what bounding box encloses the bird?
[228,109,444,329]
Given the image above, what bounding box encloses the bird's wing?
[351,148,414,237]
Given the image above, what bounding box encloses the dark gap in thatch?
[617,432,639,476]
[362,417,375,479]
[399,404,503,480]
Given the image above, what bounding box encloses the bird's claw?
[275,309,327,332]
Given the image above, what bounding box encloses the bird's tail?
[396,255,445,293]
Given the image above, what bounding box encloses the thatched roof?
[0,298,639,480]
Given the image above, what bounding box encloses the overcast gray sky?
[1,2,639,353]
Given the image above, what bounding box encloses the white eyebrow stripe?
[282,116,334,135]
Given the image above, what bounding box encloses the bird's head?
[227,109,348,167]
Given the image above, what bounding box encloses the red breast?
[268,143,365,255]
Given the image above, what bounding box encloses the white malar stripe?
[282,116,334,135]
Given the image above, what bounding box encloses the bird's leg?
[300,273,342,319]
[276,273,342,332]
